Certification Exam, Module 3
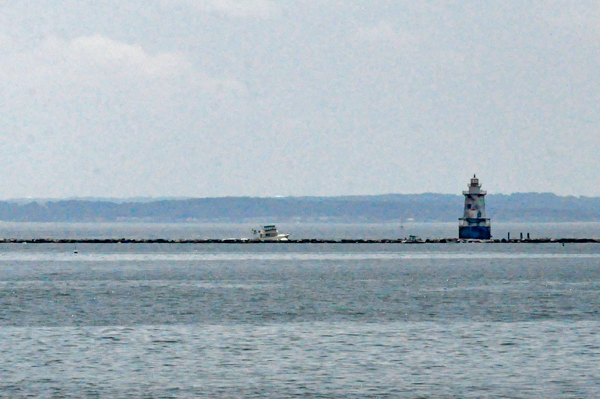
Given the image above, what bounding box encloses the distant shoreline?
[0,193,598,223]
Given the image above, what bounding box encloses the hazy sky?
[0,1,598,198]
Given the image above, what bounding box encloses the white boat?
[406,235,424,243]
[251,225,290,241]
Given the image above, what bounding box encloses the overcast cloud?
[0,1,598,198]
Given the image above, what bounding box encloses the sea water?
[0,223,599,397]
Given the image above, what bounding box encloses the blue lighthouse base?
[459,226,491,239]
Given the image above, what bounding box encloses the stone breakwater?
[1,238,600,244]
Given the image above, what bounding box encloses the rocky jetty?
[2,238,600,244]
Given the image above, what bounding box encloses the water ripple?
[0,251,599,262]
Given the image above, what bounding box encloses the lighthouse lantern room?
[459,175,491,239]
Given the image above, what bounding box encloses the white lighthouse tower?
[459,174,491,239]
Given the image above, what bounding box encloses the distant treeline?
[0,193,598,222]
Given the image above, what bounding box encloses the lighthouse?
[459,175,491,239]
